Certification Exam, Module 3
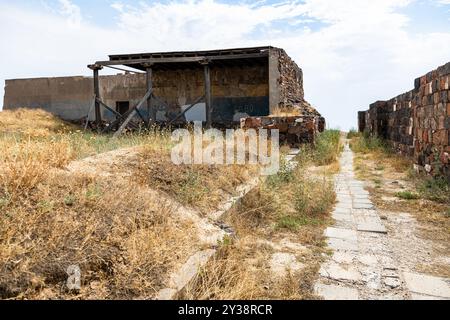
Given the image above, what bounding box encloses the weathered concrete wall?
[3,74,147,121]
[359,62,450,179]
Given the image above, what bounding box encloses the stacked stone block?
[359,62,450,180]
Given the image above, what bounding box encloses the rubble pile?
[241,115,325,147]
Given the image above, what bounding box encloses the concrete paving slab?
[403,272,450,298]
[332,213,355,223]
[315,283,359,300]
[332,252,357,264]
[411,293,448,300]
[357,222,387,234]
[327,238,358,252]
[333,208,352,215]
[354,203,375,209]
[320,263,361,282]
[325,227,358,241]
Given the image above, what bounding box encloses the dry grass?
[0,109,258,300]
[0,110,199,299]
[351,136,450,245]
[270,106,302,117]
[182,133,341,300]
[135,147,258,214]
[0,109,340,300]
[0,170,198,299]
[0,109,77,136]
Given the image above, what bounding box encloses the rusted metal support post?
[88,64,103,129]
[143,63,154,126]
[202,62,212,128]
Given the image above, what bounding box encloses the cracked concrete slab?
[320,263,361,282]
[325,227,358,241]
[403,272,450,298]
[315,283,359,300]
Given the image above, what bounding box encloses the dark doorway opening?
[116,101,130,116]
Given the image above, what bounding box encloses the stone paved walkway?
[314,141,450,300]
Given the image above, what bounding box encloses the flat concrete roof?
[94,46,275,71]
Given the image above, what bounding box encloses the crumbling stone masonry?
[359,62,450,180]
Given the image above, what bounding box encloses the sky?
[0,0,449,130]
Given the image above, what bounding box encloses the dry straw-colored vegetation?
[0,109,340,300]
[181,130,341,300]
[0,109,257,299]
[0,110,197,299]
[350,132,449,243]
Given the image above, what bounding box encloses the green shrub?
[347,129,360,139]
[313,130,341,166]
[395,191,420,200]
[266,158,294,187]
[350,132,389,154]
[417,176,449,204]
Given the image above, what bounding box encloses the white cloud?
[1,0,450,130]
[58,0,83,27]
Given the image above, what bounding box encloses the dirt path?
[314,140,450,300]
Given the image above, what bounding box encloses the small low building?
[3,46,323,134]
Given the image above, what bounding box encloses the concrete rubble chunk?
[384,277,402,289]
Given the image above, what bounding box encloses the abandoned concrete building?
[3,46,324,142]
[358,61,450,181]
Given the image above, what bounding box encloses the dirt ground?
[353,151,450,279]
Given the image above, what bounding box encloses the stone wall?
[241,115,324,146]
[268,48,308,113]
[359,62,450,179]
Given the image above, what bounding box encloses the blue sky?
[1,0,450,130]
